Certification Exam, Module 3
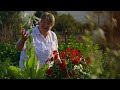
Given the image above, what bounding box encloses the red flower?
[77,52,82,58]
[55,59,60,63]
[72,49,78,53]
[54,54,58,60]
[66,47,71,53]
[60,52,66,57]
[53,50,57,55]
[72,58,79,65]
[59,60,67,71]
[71,49,79,59]
[53,53,61,63]
[86,57,91,64]
[71,52,76,58]
[46,69,54,75]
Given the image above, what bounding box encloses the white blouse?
[18,26,58,70]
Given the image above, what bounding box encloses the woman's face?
[40,18,53,32]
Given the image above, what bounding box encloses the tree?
[54,13,78,33]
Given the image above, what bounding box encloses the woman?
[16,12,59,70]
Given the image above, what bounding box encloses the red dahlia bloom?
[72,58,79,65]
[66,47,71,53]
[47,69,54,75]
[59,60,67,71]
[54,54,58,60]
[77,52,82,58]
[60,52,66,57]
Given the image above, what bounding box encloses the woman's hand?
[15,27,29,51]
[21,27,29,42]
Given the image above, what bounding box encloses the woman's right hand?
[16,27,29,51]
[21,27,29,42]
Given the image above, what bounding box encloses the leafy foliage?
[0,43,20,66]
[0,59,15,79]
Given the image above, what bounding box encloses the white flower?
[79,69,82,72]
[79,64,83,70]
[74,64,83,70]
[74,65,80,70]
[74,65,78,70]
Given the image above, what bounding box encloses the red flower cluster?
[46,47,91,78]
[60,48,83,65]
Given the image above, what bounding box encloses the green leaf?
[36,60,40,72]
[23,60,27,69]
[36,64,49,79]
[26,41,31,56]
[29,28,33,34]
[30,46,35,55]
[29,35,33,43]
[8,66,24,79]
[28,54,35,69]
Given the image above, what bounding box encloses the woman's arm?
[16,28,29,52]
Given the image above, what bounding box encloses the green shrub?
[0,59,15,79]
[0,43,20,66]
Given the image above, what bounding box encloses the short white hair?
[40,12,55,26]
